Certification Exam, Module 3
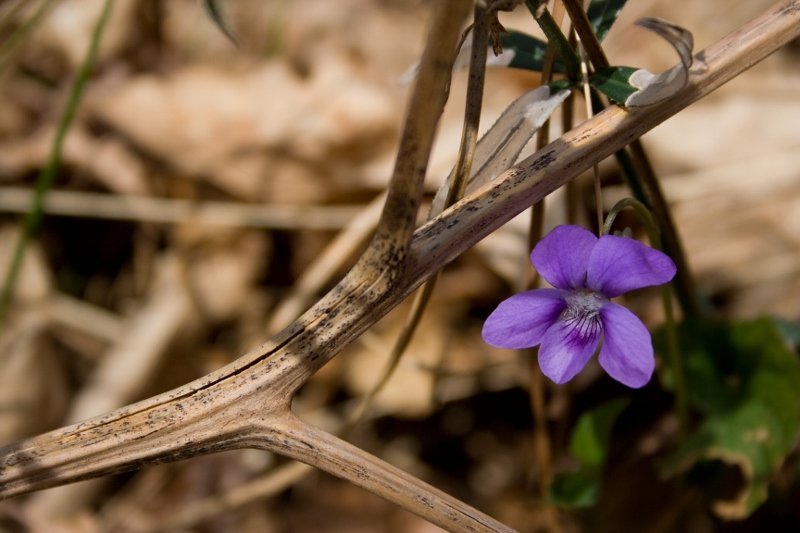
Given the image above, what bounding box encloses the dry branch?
[0,187,363,230]
[1,1,799,532]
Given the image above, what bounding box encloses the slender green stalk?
[0,0,115,324]
[589,90,701,318]
[627,140,702,317]
[525,1,580,80]
[602,198,687,436]
[564,0,701,318]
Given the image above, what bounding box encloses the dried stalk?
[1,2,799,532]
[265,193,386,335]
[561,0,609,68]
[0,187,363,231]
[561,0,701,315]
[349,0,490,427]
[138,461,314,533]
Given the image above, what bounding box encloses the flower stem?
[603,198,688,436]
[626,140,702,319]
[588,80,701,319]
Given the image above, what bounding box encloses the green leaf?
[569,397,630,467]
[497,30,566,74]
[770,316,800,349]
[589,66,640,105]
[549,470,598,508]
[549,398,629,508]
[656,317,800,519]
[587,0,629,42]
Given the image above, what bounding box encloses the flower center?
[561,289,606,341]
[564,289,606,317]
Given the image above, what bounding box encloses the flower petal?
[538,312,602,384]
[586,235,676,297]
[482,289,567,349]
[597,302,655,388]
[531,225,597,290]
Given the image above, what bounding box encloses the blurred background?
[0,0,799,532]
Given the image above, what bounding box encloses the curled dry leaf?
[430,85,571,216]
[626,18,694,107]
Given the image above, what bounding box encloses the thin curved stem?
[563,0,701,317]
[603,198,687,435]
[627,140,702,317]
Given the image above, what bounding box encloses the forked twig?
[1,1,799,532]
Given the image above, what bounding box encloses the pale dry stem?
[0,2,799,533]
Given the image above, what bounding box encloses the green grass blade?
[0,0,116,324]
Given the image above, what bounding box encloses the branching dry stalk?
[1,1,799,532]
[348,0,490,428]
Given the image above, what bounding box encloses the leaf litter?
[0,1,799,532]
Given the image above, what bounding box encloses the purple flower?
[482,225,676,388]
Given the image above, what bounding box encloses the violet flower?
[482,225,676,388]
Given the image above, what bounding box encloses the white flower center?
[561,289,607,341]
[564,289,606,318]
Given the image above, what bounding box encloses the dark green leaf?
[656,317,800,519]
[549,398,629,508]
[549,470,598,508]
[587,0,629,42]
[498,30,566,74]
[589,66,640,105]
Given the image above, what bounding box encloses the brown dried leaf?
[30,0,136,67]
[89,56,396,199]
